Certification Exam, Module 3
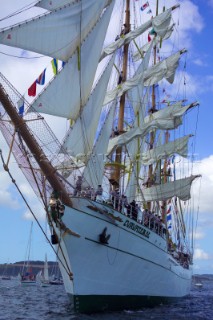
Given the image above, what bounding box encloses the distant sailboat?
[49,277,63,285]
[1,276,11,280]
[1,261,11,280]
[194,275,203,288]
[49,259,63,285]
[20,223,36,286]
[37,254,50,287]
[195,282,203,288]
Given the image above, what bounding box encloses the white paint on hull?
[54,197,192,299]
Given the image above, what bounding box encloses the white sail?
[82,103,116,189]
[36,0,84,10]
[0,0,111,61]
[144,101,197,125]
[125,162,138,203]
[107,102,196,155]
[141,135,192,165]
[124,100,148,201]
[29,1,115,120]
[142,175,200,202]
[103,42,152,107]
[143,50,182,86]
[103,50,182,106]
[100,8,172,61]
[133,24,175,62]
[61,55,115,158]
[152,8,172,38]
[43,254,49,281]
[128,62,151,117]
[36,0,112,11]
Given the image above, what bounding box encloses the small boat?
[37,254,50,287]
[20,223,36,286]
[49,278,63,285]
[49,260,63,285]
[1,261,12,280]
[195,282,203,288]
[1,276,11,280]
[20,273,36,286]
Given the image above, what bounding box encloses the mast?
[147,0,159,211]
[113,0,130,187]
[0,84,72,207]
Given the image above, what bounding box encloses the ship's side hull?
[53,197,192,313]
[71,294,179,313]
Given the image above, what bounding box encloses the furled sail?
[82,103,116,188]
[141,135,192,165]
[61,55,115,158]
[107,102,197,155]
[100,8,172,61]
[142,175,200,202]
[103,42,152,106]
[133,24,175,62]
[103,50,182,106]
[0,0,111,61]
[28,1,115,120]
[143,50,183,86]
[125,162,138,203]
[124,95,148,201]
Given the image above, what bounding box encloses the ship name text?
[123,220,150,238]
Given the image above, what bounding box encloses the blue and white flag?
[36,68,46,85]
[167,203,172,229]
[17,98,24,117]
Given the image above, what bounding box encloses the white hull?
[52,197,192,312]
[40,280,50,287]
[20,280,37,286]
[194,283,203,288]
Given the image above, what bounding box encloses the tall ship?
[0,0,201,313]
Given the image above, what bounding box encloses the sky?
[0,0,213,274]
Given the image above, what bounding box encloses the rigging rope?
[0,1,37,22]
[0,149,73,280]
[0,51,45,59]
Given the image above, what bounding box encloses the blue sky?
[0,0,213,274]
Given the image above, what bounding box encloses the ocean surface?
[0,277,212,320]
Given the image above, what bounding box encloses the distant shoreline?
[0,261,60,277]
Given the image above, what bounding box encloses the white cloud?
[170,0,204,49]
[0,189,19,209]
[194,248,210,260]
[208,0,213,8]
[193,59,207,67]
[0,132,46,218]
[193,231,205,240]
[192,155,213,215]
[22,201,45,221]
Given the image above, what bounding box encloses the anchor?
[99,227,111,245]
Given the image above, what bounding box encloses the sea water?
[0,278,212,320]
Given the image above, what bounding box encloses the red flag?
[148,33,152,42]
[141,2,149,11]
[167,206,171,214]
[28,81,37,97]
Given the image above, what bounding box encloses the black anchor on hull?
[99,227,111,245]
